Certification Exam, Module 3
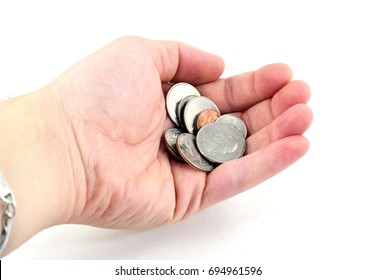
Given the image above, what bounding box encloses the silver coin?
[196,123,246,163]
[176,133,215,172]
[183,96,220,134]
[216,114,248,138]
[176,95,196,130]
[166,83,201,126]
[164,128,184,161]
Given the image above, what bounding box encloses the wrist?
[0,89,80,256]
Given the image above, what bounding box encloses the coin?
[164,128,184,161]
[166,83,201,126]
[176,133,215,172]
[216,114,248,138]
[196,122,246,163]
[196,109,220,131]
[176,95,197,130]
[164,82,247,171]
[183,96,220,134]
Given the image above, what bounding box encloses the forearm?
[0,90,76,257]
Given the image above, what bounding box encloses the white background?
[1,0,374,279]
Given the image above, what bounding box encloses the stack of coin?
[164,82,247,172]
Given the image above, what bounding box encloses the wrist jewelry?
[0,172,16,256]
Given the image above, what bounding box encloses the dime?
[164,128,184,161]
[183,96,220,134]
[166,83,201,126]
[196,109,220,131]
[176,95,197,130]
[196,123,246,163]
[216,114,248,138]
[176,133,215,172]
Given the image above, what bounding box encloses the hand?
[54,36,312,227]
[0,36,312,255]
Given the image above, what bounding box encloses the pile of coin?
[164,82,247,172]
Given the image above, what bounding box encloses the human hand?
[51,36,312,228]
[0,36,312,254]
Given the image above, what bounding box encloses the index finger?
[196,63,293,113]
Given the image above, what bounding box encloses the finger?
[242,80,311,135]
[246,104,313,153]
[170,161,207,221]
[201,135,309,208]
[196,63,292,113]
[147,37,225,84]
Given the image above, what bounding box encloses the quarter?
[196,122,246,163]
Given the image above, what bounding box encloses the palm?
[54,37,312,229]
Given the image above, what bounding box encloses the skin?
[0,36,312,257]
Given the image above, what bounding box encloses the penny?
[176,95,197,130]
[196,122,246,163]
[176,133,215,172]
[196,109,220,131]
[183,96,220,134]
[166,83,201,126]
[216,114,248,138]
[164,128,184,161]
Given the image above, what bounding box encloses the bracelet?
[0,172,16,256]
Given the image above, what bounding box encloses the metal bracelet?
[0,172,16,256]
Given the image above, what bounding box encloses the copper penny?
[183,96,220,134]
[196,109,220,131]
